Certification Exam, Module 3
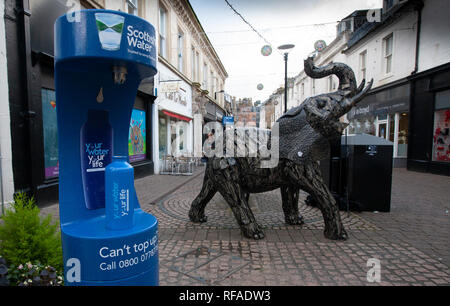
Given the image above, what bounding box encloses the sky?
[189,0,382,103]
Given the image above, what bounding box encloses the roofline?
[186,0,229,78]
[343,0,422,54]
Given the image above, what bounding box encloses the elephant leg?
[299,163,348,240]
[189,174,217,223]
[216,180,264,240]
[280,186,304,225]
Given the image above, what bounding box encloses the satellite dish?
[257,83,264,90]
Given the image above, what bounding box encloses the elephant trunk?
[304,57,358,96]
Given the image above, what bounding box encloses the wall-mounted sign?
[159,81,180,93]
[222,116,234,125]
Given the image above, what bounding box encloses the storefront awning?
[162,110,192,122]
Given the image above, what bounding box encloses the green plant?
[0,192,63,272]
[6,262,63,286]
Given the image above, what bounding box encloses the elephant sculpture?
[189,57,373,240]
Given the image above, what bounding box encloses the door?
[377,120,388,139]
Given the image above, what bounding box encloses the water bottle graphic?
[105,156,135,230]
[81,109,113,210]
[95,13,125,51]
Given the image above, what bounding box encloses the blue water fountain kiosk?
[55,10,158,285]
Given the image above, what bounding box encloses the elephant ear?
[277,106,329,163]
[278,104,305,120]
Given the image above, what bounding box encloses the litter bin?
[332,133,393,212]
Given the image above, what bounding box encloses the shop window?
[379,122,387,139]
[389,114,395,142]
[432,90,450,162]
[159,113,167,159]
[398,113,408,157]
[41,89,59,179]
[179,127,185,151]
[128,109,147,163]
[170,119,177,156]
[349,117,375,135]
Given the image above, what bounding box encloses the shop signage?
[222,116,234,125]
[159,81,180,93]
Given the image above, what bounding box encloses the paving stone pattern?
[145,168,450,286]
[39,167,449,286]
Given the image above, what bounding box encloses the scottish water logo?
[126,25,155,53]
[95,13,125,51]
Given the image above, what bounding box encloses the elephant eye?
[317,100,326,109]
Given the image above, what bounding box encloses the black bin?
[329,134,393,212]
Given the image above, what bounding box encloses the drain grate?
[161,246,250,284]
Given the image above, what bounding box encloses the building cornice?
[158,55,192,85]
[171,0,228,80]
[158,55,226,113]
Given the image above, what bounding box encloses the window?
[159,113,167,159]
[432,90,450,162]
[195,51,200,82]
[127,0,138,16]
[159,5,167,58]
[360,50,367,80]
[337,19,351,35]
[397,113,408,157]
[177,29,184,73]
[301,83,305,98]
[328,76,333,92]
[191,46,196,81]
[383,34,393,74]
[384,0,395,11]
[210,70,214,97]
[203,63,208,90]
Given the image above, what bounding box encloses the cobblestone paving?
[143,169,450,286]
[37,167,449,286]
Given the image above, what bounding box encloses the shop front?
[156,64,193,173]
[201,100,225,144]
[347,81,410,167]
[408,63,450,176]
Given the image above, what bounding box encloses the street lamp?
[278,44,295,114]
[214,89,225,101]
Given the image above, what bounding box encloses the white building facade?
[0,0,14,205]
[286,1,433,168]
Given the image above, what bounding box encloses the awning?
[162,110,192,122]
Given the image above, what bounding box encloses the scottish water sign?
[55,10,158,285]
